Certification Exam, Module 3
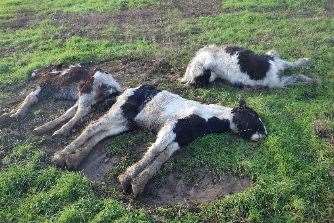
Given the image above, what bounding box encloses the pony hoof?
[118,174,133,194]
[52,151,67,168]
[33,126,46,135]
[52,151,82,170]
[52,130,65,137]
[131,178,146,198]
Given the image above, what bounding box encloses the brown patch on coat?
[35,65,91,89]
[93,83,120,110]
[78,75,94,94]
[58,66,90,86]
[95,83,110,100]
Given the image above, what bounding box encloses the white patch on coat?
[93,71,123,93]
[135,90,234,131]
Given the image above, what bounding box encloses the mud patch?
[140,170,252,206]
[51,12,114,39]
[50,0,221,46]
[314,119,334,145]
[0,10,43,56]
[91,58,178,87]
[168,0,222,18]
[326,0,334,16]
[0,10,43,30]
[330,167,334,177]
[79,143,120,182]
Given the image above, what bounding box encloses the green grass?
[222,0,327,15]
[0,143,150,222]
[0,0,158,15]
[0,0,333,222]
[0,21,155,85]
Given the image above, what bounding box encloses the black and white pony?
[181,45,314,88]
[53,84,267,197]
[0,64,122,136]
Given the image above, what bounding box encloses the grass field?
[0,0,333,222]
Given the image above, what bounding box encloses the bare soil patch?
[0,10,43,30]
[76,138,252,206]
[91,57,178,87]
[49,0,221,45]
[51,11,114,39]
[0,95,74,168]
[79,143,120,182]
[0,10,45,56]
[326,0,334,16]
[314,119,334,145]
[168,0,221,18]
[1,0,221,58]
[140,170,251,206]
[77,140,252,206]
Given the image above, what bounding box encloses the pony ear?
[239,99,247,108]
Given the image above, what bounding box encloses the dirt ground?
[92,58,178,87]
[78,138,251,206]
[140,170,251,206]
[314,119,334,145]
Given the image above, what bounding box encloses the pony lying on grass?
[0,64,122,136]
[181,45,315,88]
[53,84,267,197]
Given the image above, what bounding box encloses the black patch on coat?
[231,105,266,139]
[238,50,273,80]
[206,117,230,133]
[225,46,246,56]
[193,69,211,86]
[225,46,274,80]
[37,65,90,90]
[121,85,161,127]
[93,84,121,113]
[173,114,230,147]
[95,83,120,103]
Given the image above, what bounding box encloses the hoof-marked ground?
[0,0,333,222]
